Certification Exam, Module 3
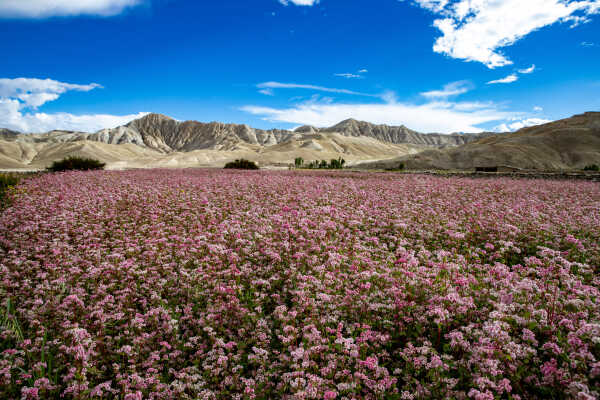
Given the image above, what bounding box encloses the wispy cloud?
[334,73,362,79]
[334,69,369,79]
[533,106,543,112]
[256,81,380,97]
[420,80,472,98]
[411,0,600,68]
[487,74,518,84]
[279,0,320,6]
[0,77,146,133]
[581,41,596,47]
[258,88,275,96]
[0,0,141,18]
[518,64,536,74]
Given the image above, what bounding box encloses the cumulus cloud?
[494,117,551,132]
[279,0,320,6]
[241,97,516,133]
[412,0,600,68]
[0,77,146,133]
[420,80,472,98]
[487,74,518,84]
[0,0,141,18]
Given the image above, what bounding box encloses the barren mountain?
[320,119,493,147]
[358,112,600,171]
[0,114,485,153]
[0,118,428,170]
[2,112,598,171]
[0,114,476,169]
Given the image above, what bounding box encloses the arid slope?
[358,112,600,170]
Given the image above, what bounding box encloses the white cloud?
[259,88,275,96]
[257,81,380,97]
[334,69,369,79]
[0,0,141,18]
[414,0,450,12]
[0,78,101,108]
[518,64,536,74]
[413,0,600,68]
[334,73,362,79]
[279,0,319,6]
[581,41,596,47]
[487,74,518,84]
[0,77,146,133]
[494,117,551,132]
[420,80,471,98]
[533,106,543,112]
[242,98,515,133]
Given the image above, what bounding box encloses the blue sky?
[0,0,599,133]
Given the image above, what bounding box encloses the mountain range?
[0,112,598,170]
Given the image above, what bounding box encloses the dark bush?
[0,174,19,210]
[224,159,259,170]
[48,156,105,172]
[476,166,498,172]
[385,162,405,171]
[583,164,599,172]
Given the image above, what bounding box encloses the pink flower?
[21,387,39,400]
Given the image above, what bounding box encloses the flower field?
[0,169,599,399]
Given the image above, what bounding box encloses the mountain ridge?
[2,112,599,171]
[0,113,489,153]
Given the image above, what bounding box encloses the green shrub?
[583,164,599,172]
[224,159,259,170]
[0,174,20,210]
[47,156,105,172]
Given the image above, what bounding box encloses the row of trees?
[294,157,346,169]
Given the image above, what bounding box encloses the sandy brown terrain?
[358,112,600,171]
[0,132,426,170]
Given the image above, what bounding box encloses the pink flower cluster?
[0,170,599,399]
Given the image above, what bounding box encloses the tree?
[328,157,346,169]
[294,157,304,168]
